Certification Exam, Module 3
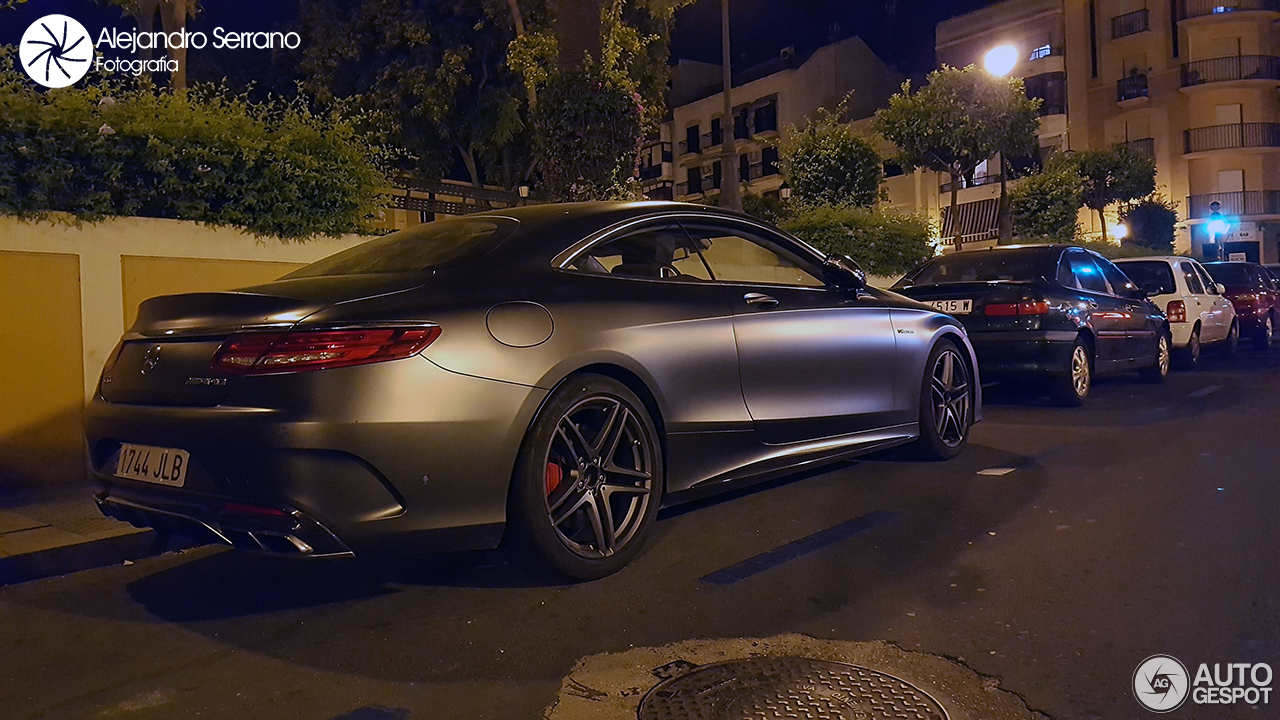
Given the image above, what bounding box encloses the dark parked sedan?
[86,202,980,579]
[893,245,1170,406]
[1204,261,1280,350]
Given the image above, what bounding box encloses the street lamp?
[983,44,1018,77]
[778,181,791,202]
[517,185,530,206]
[1112,222,1129,242]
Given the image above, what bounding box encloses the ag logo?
[1134,654,1190,712]
[19,15,92,88]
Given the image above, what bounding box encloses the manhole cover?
[638,657,948,720]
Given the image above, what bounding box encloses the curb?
[0,527,161,585]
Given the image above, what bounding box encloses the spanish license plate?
[114,443,189,487]
[928,299,973,314]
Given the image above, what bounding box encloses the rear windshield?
[1204,263,1254,288]
[895,250,1053,287]
[285,217,518,278]
[1115,261,1175,295]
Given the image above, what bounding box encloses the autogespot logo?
[1134,655,1190,713]
[19,14,92,88]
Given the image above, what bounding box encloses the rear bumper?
[85,356,547,557]
[968,330,1078,377]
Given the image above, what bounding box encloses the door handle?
[1087,300,1099,309]
[744,293,779,309]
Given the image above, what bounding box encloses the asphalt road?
[2,347,1278,720]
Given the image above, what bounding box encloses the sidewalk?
[0,484,160,585]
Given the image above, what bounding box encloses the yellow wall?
[121,256,304,330]
[0,251,84,491]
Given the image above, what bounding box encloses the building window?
[1025,72,1066,116]
[883,161,904,178]
[687,166,703,194]
[754,101,778,133]
[685,124,700,154]
[1029,44,1053,60]
[734,109,750,139]
[712,161,723,189]
[739,153,751,182]
[710,117,723,146]
[761,147,780,176]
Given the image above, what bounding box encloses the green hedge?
[0,61,383,239]
[779,204,935,278]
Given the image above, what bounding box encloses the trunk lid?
[100,273,429,406]
[895,281,1044,332]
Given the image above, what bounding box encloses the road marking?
[700,511,898,585]
[1188,384,1222,398]
[977,467,1016,476]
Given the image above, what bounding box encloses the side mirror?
[1216,283,1227,294]
[823,254,866,290]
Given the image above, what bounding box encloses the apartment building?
[641,37,901,203]
[916,0,1280,261]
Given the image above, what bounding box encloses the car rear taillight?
[984,300,1049,317]
[212,327,441,375]
[1166,300,1187,323]
[101,341,124,375]
[223,502,289,518]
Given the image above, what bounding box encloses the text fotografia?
[96,27,302,52]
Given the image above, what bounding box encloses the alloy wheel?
[543,396,655,559]
[929,348,971,448]
[1070,344,1091,397]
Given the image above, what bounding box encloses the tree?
[1120,196,1178,253]
[1076,144,1156,243]
[1009,155,1083,243]
[534,66,642,200]
[873,65,1040,249]
[104,0,199,89]
[779,205,934,278]
[781,103,882,207]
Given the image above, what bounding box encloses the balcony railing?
[1180,0,1280,19]
[1123,137,1156,160]
[1117,73,1149,101]
[1182,55,1280,86]
[940,172,1003,194]
[1112,9,1150,38]
[1184,123,1280,153]
[1187,190,1280,217]
[639,164,665,181]
[678,139,700,155]
[675,181,703,196]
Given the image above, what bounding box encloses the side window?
[1257,267,1277,291]
[1097,256,1137,296]
[1179,261,1205,294]
[682,223,825,287]
[1194,264,1219,294]
[1057,254,1079,288]
[1067,250,1109,294]
[568,225,713,281]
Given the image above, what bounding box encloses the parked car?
[893,245,1170,406]
[1264,265,1280,284]
[85,202,980,580]
[1203,261,1280,350]
[1113,256,1238,368]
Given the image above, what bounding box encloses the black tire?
[1220,320,1239,358]
[1175,327,1200,371]
[509,374,662,580]
[1050,337,1092,407]
[1254,314,1274,351]
[911,339,974,460]
[1139,332,1171,383]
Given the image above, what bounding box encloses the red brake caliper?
[545,462,563,496]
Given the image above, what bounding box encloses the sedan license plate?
[928,299,973,314]
[114,444,189,487]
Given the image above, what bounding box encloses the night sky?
[4,0,1000,81]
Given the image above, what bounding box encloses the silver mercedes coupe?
[86,202,980,579]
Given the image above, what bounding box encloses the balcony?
[1180,0,1280,20]
[1117,73,1149,102]
[678,139,700,156]
[639,164,665,181]
[1123,137,1156,160]
[1184,123,1280,153]
[1112,9,1150,38]
[940,172,1003,194]
[1187,190,1280,217]
[675,181,703,197]
[1182,56,1280,87]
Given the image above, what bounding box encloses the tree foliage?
[780,205,934,277]
[534,66,642,200]
[1120,196,1178,253]
[781,104,882,208]
[0,63,382,239]
[873,65,1040,248]
[1075,144,1156,242]
[1009,156,1083,244]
